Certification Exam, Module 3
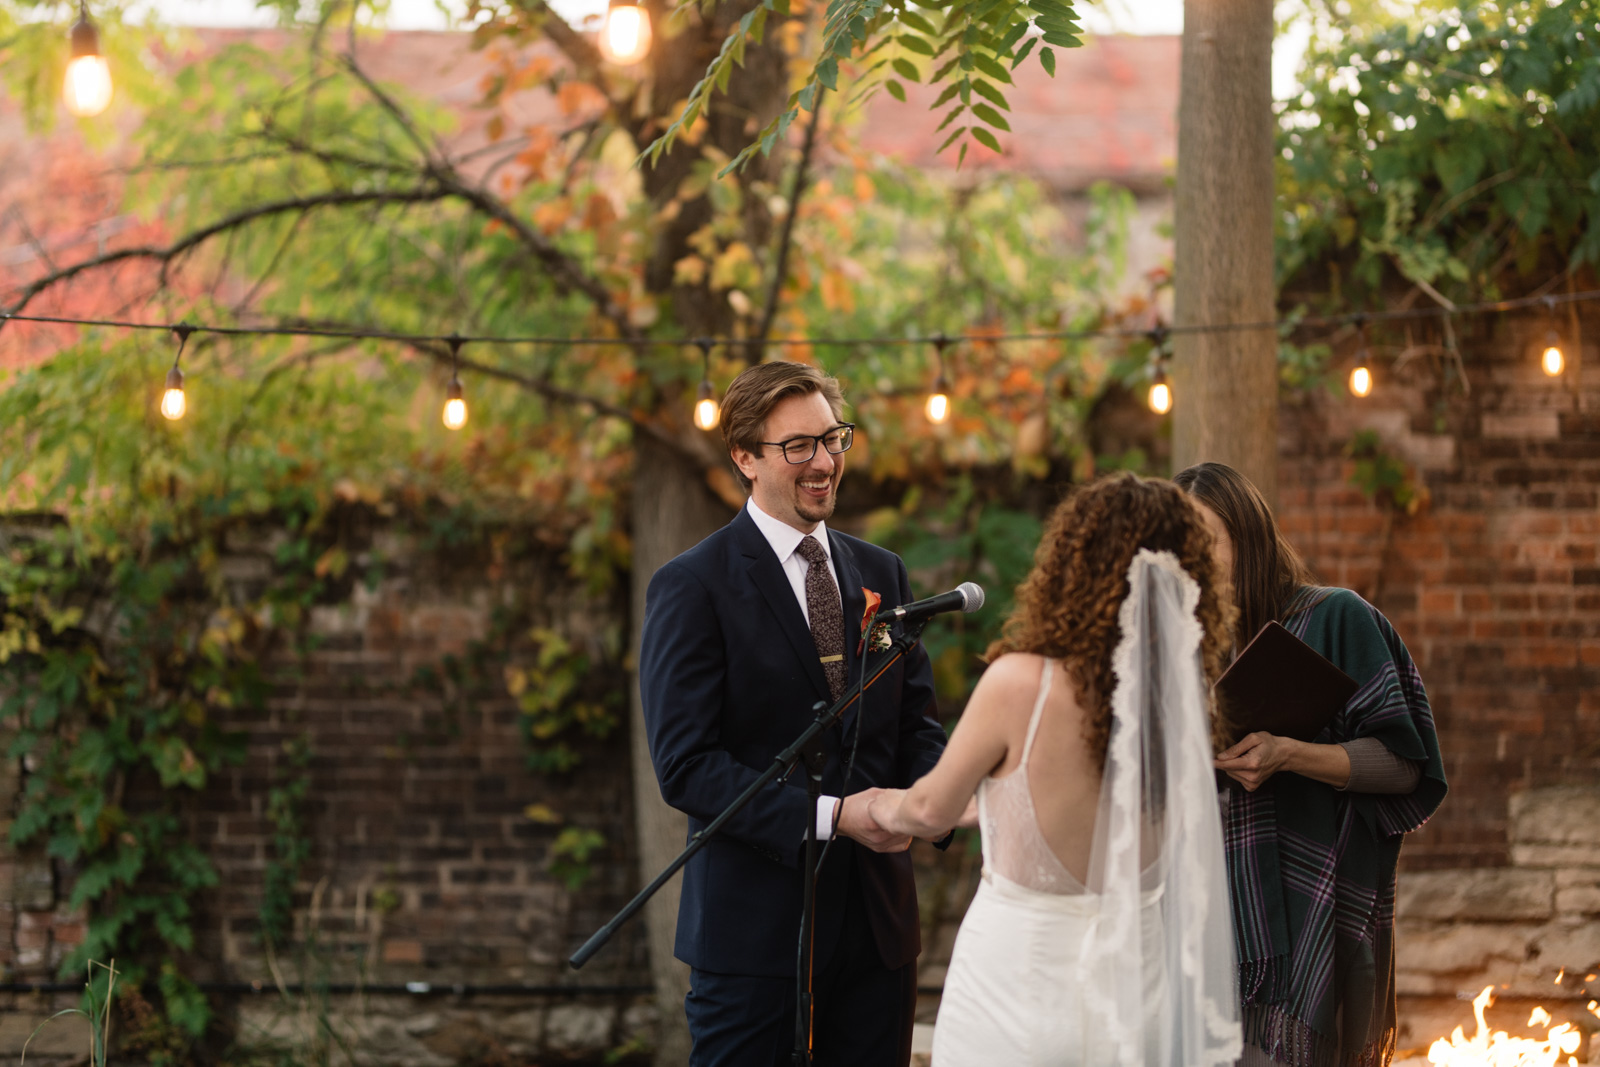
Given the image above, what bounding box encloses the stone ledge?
[1397,869,1554,922]
[1511,786,1600,850]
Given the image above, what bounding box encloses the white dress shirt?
[745,499,845,840]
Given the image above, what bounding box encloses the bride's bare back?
[980,654,1103,891]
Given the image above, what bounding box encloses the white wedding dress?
[931,550,1242,1067]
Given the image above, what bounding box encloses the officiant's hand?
[839,789,913,852]
[1215,731,1294,792]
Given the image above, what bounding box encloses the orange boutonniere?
[857,588,882,656]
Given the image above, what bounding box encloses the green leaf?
[934,102,967,133]
[972,78,1010,110]
[1040,30,1083,47]
[971,126,1003,153]
[817,56,840,89]
[931,80,963,109]
[892,57,921,82]
[936,124,968,153]
[930,56,962,83]
[885,78,907,102]
[998,20,1031,54]
[1011,36,1039,68]
[1039,46,1056,76]
[898,10,937,34]
[1029,0,1075,17]
[972,102,1011,132]
[972,52,1013,85]
[899,34,937,56]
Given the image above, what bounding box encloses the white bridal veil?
[1078,548,1242,1067]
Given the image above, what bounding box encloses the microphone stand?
[568,621,930,1067]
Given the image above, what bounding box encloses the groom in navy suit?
[640,361,949,1066]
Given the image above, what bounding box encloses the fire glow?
[1425,986,1588,1067]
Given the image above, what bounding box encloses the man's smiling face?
[733,390,845,533]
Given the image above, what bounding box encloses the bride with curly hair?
[870,472,1244,1066]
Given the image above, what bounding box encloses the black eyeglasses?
[758,424,855,464]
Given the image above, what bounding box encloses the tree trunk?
[622,7,793,1061]
[1173,0,1279,506]
[628,436,731,1066]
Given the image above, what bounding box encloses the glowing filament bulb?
[925,375,950,424]
[1541,335,1565,377]
[599,1,652,65]
[160,366,186,421]
[64,10,112,117]
[693,380,720,431]
[1147,373,1172,415]
[442,378,467,430]
[1349,365,1372,397]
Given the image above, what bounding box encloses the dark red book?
[1214,620,1359,746]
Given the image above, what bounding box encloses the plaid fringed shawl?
[1225,587,1448,1067]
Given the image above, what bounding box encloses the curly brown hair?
[986,472,1237,764]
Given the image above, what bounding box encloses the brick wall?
[1276,307,1600,871]
[2,522,654,1064]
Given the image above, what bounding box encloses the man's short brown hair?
[720,362,846,492]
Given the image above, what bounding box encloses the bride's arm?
[868,654,1040,839]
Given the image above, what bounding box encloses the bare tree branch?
[341,52,642,340]
[1,187,456,323]
[750,91,825,362]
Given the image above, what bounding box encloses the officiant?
[1176,462,1448,1067]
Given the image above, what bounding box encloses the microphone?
[887,582,986,624]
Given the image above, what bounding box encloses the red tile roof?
[856,35,1178,189]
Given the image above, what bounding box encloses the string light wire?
[3,284,1595,422]
[6,286,1599,349]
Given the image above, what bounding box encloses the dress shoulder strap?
[1019,657,1054,767]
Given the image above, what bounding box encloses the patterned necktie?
[796,535,846,700]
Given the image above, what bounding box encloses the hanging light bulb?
[442,334,468,430]
[64,3,113,117]
[160,323,193,421]
[924,376,950,423]
[1539,296,1566,377]
[691,340,720,431]
[1348,317,1373,397]
[160,366,186,420]
[925,334,951,424]
[1147,370,1172,415]
[1145,324,1171,414]
[598,0,652,65]
[442,376,468,429]
[694,381,720,431]
[1541,330,1565,377]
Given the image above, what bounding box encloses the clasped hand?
[1214,731,1295,792]
[835,788,978,852]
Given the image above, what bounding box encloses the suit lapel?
[831,531,867,735]
[734,510,833,704]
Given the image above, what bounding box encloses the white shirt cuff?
[815,795,840,841]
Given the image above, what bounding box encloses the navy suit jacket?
[639,507,947,977]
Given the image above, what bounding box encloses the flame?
[1426,986,1583,1067]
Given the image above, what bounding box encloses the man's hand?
[1215,731,1296,792]
[837,788,913,853]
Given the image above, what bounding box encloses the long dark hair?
[1172,462,1315,646]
